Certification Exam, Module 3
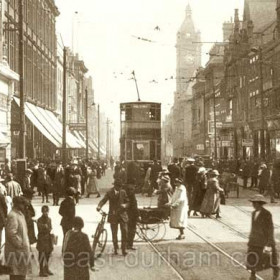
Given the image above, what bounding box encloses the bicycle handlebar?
[99,209,108,216]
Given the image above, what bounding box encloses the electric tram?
[120,101,161,162]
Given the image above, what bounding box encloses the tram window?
[133,142,149,160]
[121,108,132,121]
[126,108,132,120]
[155,108,161,121]
[149,109,156,120]
[150,141,156,160]
[121,109,126,121]
[126,141,132,160]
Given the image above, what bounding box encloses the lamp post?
[97,104,100,160]
[106,119,113,162]
[212,73,218,161]
[85,87,89,160]
[62,47,67,164]
[19,0,26,159]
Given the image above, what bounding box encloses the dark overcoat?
[36,215,53,253]
[59,196,76,229]
[97,188,129,224]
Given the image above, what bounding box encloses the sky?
[55,0,244,125]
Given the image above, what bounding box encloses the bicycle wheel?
[92,228,108,259]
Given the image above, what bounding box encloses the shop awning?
[92,138,106,155]
[72,130,86,149]
[0,131,10,148]
[13,97,82,149]
[76,131,98,153]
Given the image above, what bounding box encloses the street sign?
[242,139,253,147]
[69,123,86,131]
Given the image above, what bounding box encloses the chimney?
[223,21,234,42]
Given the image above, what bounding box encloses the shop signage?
[69,123,86,131]
[242,139,253,147]
[267,120,280,130]
[221,141,231,147]
[222,122,234,129]
[196,144,204,151]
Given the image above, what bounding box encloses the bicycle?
[92,210,108,259]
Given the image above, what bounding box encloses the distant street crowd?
[0,155,279,280]
[0,157,111,280]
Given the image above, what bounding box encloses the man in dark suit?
[247,194,279,280]
[149,159,162,196]
[126,185,139,250]
[59,187,76,236]
[168,158,181,190]
[0,192,7,251]
[97,179,130,256]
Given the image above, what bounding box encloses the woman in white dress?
[169,178,188,240]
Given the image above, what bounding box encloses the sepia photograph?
[0,0,280,279]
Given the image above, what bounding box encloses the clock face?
[185,54,194,63]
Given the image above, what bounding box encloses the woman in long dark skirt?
[189,167,207,216]
[63,216,94,280]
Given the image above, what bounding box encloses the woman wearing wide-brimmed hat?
[246,194,279,280]
[200,169,224,218]
[168,178,188,240]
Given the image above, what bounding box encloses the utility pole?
[62,47,67,164]
[212,73,218,160]
[259,48,265,160]
[203,85,207,155]
[106,118,109,162]
[85,88,89,160]
[19,0,26,159]
[97,104,100,160]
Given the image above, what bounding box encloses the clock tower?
[176,3,201,95]
[172,3,201,157]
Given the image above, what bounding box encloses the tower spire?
[186,2,192,16]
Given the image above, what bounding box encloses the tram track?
[231,205,280,229]
[186,220,264,280]
[138,207,268,279]
[143,214,265,280]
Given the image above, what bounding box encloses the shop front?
[0,62,19,164]
[11,97,83,160]
[267,119,280,160]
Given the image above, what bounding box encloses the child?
[36,205,54,277]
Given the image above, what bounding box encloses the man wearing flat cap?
[97,179,130,256]
[247,194,279,280]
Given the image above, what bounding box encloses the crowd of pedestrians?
[0,157,109,280]
[0,155,279,279]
